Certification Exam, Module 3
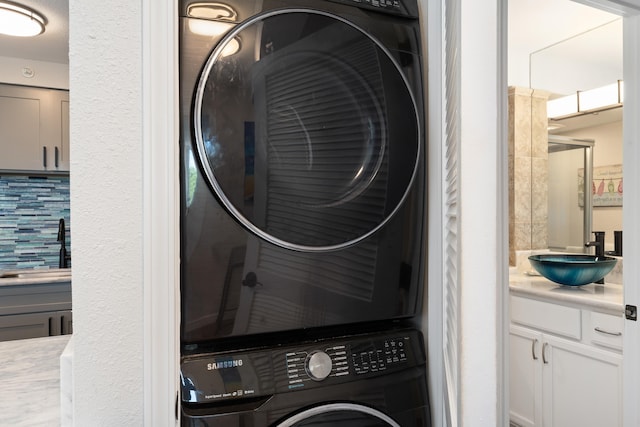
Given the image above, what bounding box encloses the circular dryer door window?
[194,9,421,252]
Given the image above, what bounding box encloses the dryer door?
[193,9,421,252]
[276,403,400,427]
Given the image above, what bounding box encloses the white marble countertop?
[0,335,71,427]
[0,276,71,287]
[0,269,71,287]
[509,272,624,314]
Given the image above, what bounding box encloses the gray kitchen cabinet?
[60,98,70,171]
[0,83,70,173]
[0,312,51,341]
[0,311,72,341]
[0,280,72,341]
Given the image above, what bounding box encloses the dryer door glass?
[194,10,420,252]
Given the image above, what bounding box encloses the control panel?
[351,335,407,375]
[181,329,424,404]
[283,334,417,394]
[285,344,350,389]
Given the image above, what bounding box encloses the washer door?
[194,9,420,252]
[275,403,400,426]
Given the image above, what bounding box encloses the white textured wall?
[0,56,68,89]
[69,1,144,424]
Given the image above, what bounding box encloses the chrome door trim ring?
[275,402,400,426]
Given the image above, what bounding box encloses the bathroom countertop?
[509,273,624,315]
[0,335,71,427]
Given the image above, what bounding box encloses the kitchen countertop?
[509,272,624,315]
[0,335,71,427]
[0,269,71,287]
[0,276,71,287]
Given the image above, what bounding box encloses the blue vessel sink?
[528,254,617,286]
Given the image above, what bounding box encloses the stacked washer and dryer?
[179,0,430,425]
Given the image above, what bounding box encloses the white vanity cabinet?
[0,83,70,173]
[509,295,623,427]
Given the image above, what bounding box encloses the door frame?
[620,11,640,426]
[142,0,180,425]
[498,0,640,426]
[139,1,640,426]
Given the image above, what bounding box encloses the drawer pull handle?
[532,339,539,360]
[542,342,549,364]
[594,327,622,337]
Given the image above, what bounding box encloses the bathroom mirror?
[525,15,623,256]
[530,19,622,95]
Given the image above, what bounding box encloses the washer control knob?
[305,351,332,381]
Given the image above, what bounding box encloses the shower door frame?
[548,135,595,252]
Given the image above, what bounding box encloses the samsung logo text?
[207,359,244,370]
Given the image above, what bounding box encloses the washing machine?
[180,0,426,346]
[181,327,430,426]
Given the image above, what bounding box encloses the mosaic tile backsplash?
[0,175,70,270]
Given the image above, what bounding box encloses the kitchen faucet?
[57,218,70,269]
[585,231,605,284]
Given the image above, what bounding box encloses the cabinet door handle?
[43,146,47,168]
[55,146,59,168]
[532,338,539,360]
[542,342,549,364]
[594,327,622,337]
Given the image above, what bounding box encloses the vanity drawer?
[510,295,581,339]
[589,311,623,351]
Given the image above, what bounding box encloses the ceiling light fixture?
[0,1,46,37]
[547,80,624,120]
[187,2,237,22]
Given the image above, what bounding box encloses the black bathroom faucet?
[585,231,605,284]
[585,231,606,258]
[57,218,70,269]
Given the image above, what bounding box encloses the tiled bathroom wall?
[0,175,70,270]
[508,87,549,265]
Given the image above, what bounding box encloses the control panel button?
[306,351,333,381]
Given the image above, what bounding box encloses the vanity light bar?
[547,80,624,120]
